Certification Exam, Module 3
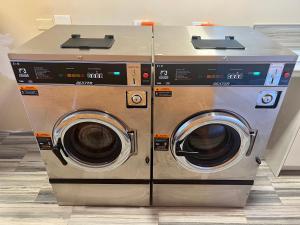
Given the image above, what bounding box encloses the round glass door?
[52,110,134,170]
[172,111,255,173]
[63,122,122,165]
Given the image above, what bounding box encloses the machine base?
[51,183,150,206]
[152,183,252,207]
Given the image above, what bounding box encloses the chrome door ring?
[171,111,254,173]
[52,110,134,171]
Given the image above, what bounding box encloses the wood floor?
[0,132,300,225]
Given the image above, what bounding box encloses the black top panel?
[191,36,245,50]
[11,61,151,85]
[61,34,115,49]
[155,63,294,86]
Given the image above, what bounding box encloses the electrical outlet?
[54,15,72,25]
[36,18,54,30]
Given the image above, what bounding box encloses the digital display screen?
[66,73,85,78]
[206,74,224,79]
[227,73,243,80]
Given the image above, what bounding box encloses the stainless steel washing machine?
[9,25,153,206]
[152,26,297,207]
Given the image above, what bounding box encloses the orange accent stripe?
[155,87,172,91]
[154,134,169,139]
[19,86,38,91]
[35,132,51,138]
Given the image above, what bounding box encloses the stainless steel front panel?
[153,184,251,207]
[152,28,296,207]
[21,85,151,179]
[153,86,286,180]
[52,183,149,206]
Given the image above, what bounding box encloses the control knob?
[131,94,142,104]
[262,94,273,104]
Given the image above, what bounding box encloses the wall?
[0,0,300,131]
[0,42,30,131]
[1,0,300,47]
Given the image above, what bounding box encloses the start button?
[283,72,290,79]
[143,72,150,79]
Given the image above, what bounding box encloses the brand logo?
[158,70,169,80]
[76,81,93,85]
[213,82,230,86]
[18,68,29,78]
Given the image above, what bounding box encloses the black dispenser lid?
[61,34,115,49]
[191,36,245,50]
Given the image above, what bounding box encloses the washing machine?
[152,26,297,207]
[9,25,153,206]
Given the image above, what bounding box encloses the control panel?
[155,63,295,86]
[11,61,151,86]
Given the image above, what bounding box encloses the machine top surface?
[154,26,298,62]
[9,25,153,62]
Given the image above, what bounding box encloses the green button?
[113,72,120,76]
[253,72,261,76]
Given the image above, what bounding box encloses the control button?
[262,94,273,104]
[126,91,147,108]
[143,72,150,79]
[131,94,142,104]
[283,72,290,79]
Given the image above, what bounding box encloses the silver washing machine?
[152,26,297,207]
[9,25,153,206]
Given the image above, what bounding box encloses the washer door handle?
[246,129,258,156]
[128,131,137,155]
[175,139,185,156]
[52,138,68,166]
[175,139,199,156]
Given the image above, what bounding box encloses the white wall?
[0,42,30,131]
[1,0,300,47]
[1,0,300,131]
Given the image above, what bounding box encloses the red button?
[284,72,290,78]
[143,72,150,79]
